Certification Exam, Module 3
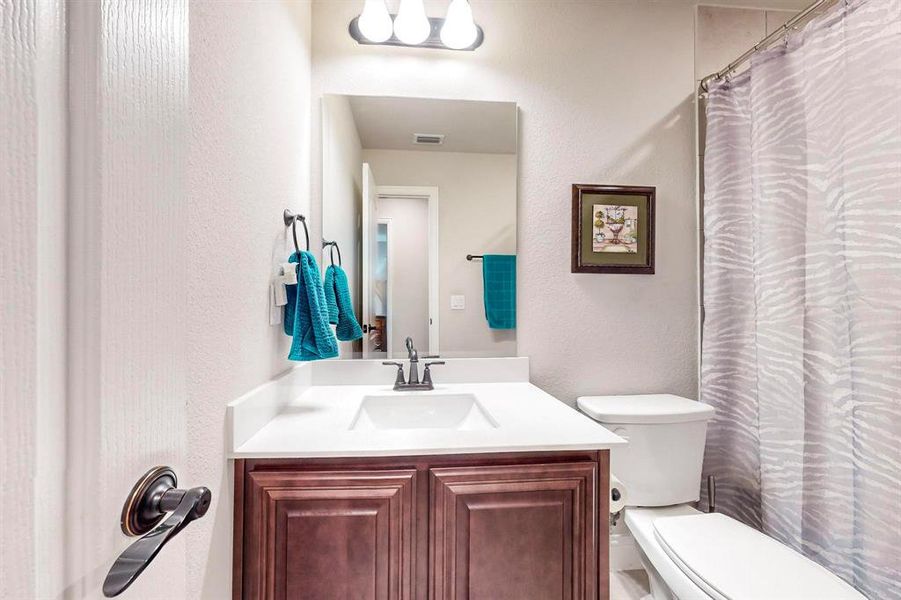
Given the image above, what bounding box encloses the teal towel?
[324,264,364,342]
[323,267,339,324]
[284,251,339,361]
[482,254,516,329]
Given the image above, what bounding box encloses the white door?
[69,3,191,598]
[1,2,191,598]
[3,2,309,599]
[372,186,440,357]
[361,163,381,358]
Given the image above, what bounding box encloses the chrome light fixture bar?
[349,0,484,51]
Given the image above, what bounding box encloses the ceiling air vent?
[413,133,445,146]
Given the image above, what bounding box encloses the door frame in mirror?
[376,185,440,356]
[376,217,393,358]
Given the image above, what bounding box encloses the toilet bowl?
[578,394,866,600]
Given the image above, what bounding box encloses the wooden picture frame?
[571,184,656,274]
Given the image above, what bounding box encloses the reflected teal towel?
[323,266,339,324]
[482,254,516,329]
[284,252,339,361]
[323,264,363,342]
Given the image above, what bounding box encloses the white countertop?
[231,381,625,458]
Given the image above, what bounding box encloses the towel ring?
[322,240,342,267]
[283,209,309,255]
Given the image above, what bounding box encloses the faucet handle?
[382,361,405,387]
[422,361,445,387]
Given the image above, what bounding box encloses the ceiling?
[347,95,517,154]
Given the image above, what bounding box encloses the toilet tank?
[577,394,715,507]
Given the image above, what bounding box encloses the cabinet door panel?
[244,470,416,600]
[430,463,597,600]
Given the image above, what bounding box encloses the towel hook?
[322,240,342,267]
[283,209,309,255]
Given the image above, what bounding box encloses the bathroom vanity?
[229,359,624,599]
[230,96,625,599]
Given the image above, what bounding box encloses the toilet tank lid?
[576,394,714,424]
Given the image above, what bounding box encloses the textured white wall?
[696,4,797,81]
[313,0,704,403]
[363,149,517,357]
[0,1,67,596]
[187,1,312,597]
[321,94,363,357]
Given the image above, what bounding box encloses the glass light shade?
[440,0,478,49]
[393,0,431,45]
[358,0,393,43]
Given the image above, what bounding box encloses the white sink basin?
[349,393,498,431]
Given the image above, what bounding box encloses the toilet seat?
[625,506,716,600]
[653,513,866,600]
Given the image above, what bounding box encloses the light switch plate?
[450,295,466,310]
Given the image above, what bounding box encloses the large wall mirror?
[321,95,517,359]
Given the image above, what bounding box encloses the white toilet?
[577,394,866,600]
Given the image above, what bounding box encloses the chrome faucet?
[382,337,444,391]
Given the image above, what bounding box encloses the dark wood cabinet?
[430,463,597,600]
[241,469,416,600]
[235,451,609,600]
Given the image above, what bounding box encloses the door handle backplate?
[102,466,211,597]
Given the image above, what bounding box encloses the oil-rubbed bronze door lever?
[102,466,211,597]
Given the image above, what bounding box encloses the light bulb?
[440,0,477,49]
[394,0,430,45]
[358,0,393,43]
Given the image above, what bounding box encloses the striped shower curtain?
[701,0,901,597]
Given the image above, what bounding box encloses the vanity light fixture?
[349,0,484,51]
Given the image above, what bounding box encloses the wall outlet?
[450,295,465,310]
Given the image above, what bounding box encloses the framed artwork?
[571,184,655,274]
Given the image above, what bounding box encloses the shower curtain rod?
[699,0,839,94]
